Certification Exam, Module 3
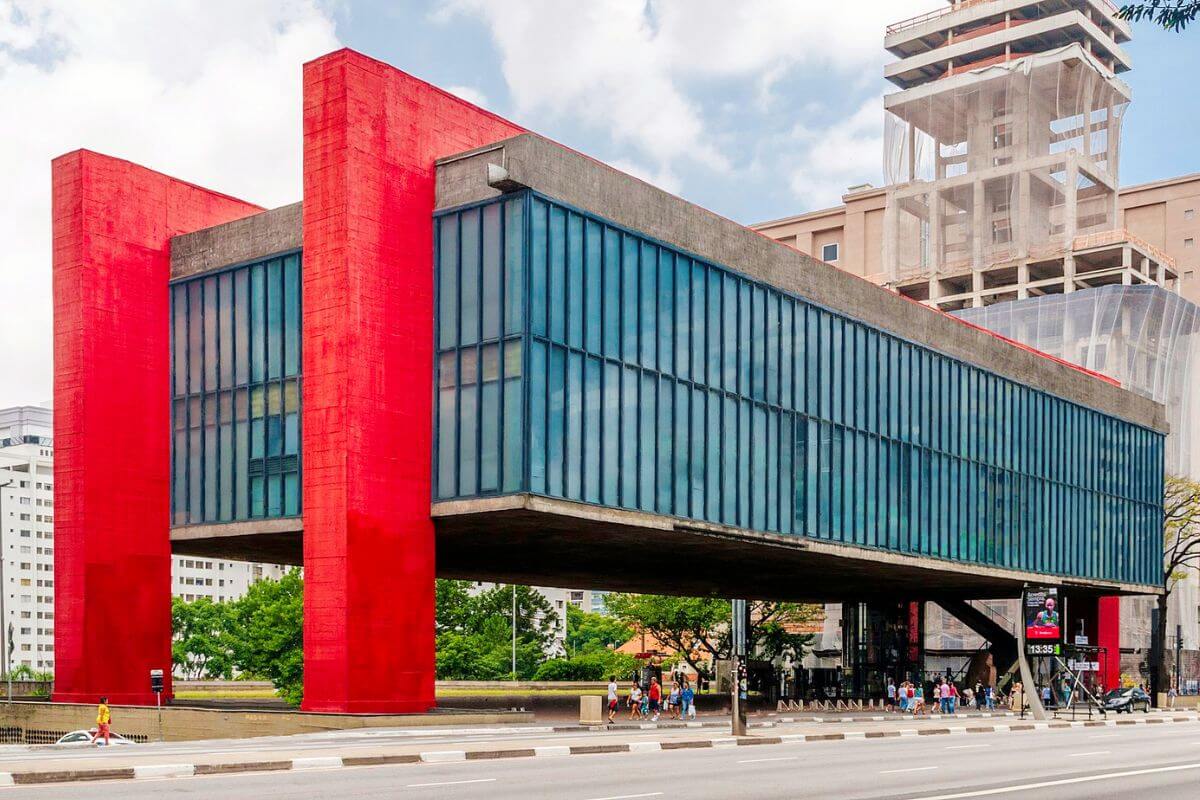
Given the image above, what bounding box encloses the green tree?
[171,596,235,680]
[433,580,559,680]
[533,650,639,681]
[1156,476,1200,699]
[565,605,633,656]
[1119,2,1199,30]
[226,569,304,705]
[604,593,818,679]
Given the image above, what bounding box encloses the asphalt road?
[3,721,1198,799]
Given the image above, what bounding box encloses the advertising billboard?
[1024,587,1062,642]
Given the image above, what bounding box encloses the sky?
[1,0,1198,408]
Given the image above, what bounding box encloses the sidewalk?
[0,711,1194,786]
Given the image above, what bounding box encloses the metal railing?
[887,0,1120,36]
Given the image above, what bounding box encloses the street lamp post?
[511,585,517,681]
[0,479,11,704]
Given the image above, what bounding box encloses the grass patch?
[174,690,281,700]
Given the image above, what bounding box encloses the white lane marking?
[907,762,1200,800]
[881,766,939,774]
[1089,734,1120,739]
[627,742,661,752]
[945,744,989,750]
[738,756,799,764]
[406,778,498,788]
[133,764,195,779]
[582,794,664,800]
[291,756,343,770]
[1067,750,1110,757]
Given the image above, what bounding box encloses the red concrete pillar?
[300,50,523,712]
[52,151,259,705]
[1097,596,1121,690]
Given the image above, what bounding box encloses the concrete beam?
[171,202,302,280]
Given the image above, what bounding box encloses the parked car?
[1102,687,1151,714]
[55,729,134,746]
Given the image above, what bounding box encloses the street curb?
[0,714,1194,786]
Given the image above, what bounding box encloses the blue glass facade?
[434,192,1163,587]
[170,252,302,525]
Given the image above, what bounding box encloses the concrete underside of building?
[54,48,1165,713]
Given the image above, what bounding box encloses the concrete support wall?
[299,49,523,713]
[51,151,260,705]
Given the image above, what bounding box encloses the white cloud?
[437,0,928,209]
[445,84,488,108]
[786,98,885,208]
[0,0,340,408]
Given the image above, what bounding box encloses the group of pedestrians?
[607,675,696,724]
[885,678,997,716]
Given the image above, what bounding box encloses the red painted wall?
[300,49,523,712]
[52,150,260,705]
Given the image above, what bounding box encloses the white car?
[55,729,134,746]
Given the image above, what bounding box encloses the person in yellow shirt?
[91,697,111,746]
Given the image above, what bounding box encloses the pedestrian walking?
[668,681,681,719]
[90,696,112,746]
[629,683,643,720]
[648,676,662,722]
[682,682,696,719]
[985,685,995,711]
[949,681,959,714]
[886,679,896,713]
[607,675,619,724]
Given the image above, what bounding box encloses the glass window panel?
[656,376,673,514]
[585,220,602,353]
[233,268,250,386]
[283,253,301,377]
[567,214,584,349]
[460,208,480,346]
[482,203,501,341]
[188,281,203,392]
[602,362,620,506]
[266,259,283,381]
[530,199,548,338]
[267,474,282,517]
[249,263,265,383]
[172,286,187,397]
[217,272,234,389]
[203,277,218,390]
[584,357,601,503]
[675,256,690,382]
[602,227,620,359]
[480,343,500,493]
[284,473,299,517]
[657,250,674,375]
[529,341,547,493]
[548,206,566,344]
[547,345,565,496]
[751,286,765,401]
[639,372,657,510]
[640,242,657,369]
[459,348,479,496]
[674,382,689,518]
[566,351,583,500]
[620,366,639,507]
[621,234,639,363]
[690,261,705,383]
[504,197,524,336]
[502,341,524,493]
[439,215,460,350]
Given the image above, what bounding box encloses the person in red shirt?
[648,677,662,722]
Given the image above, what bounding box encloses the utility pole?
[0,479,10,704]
[511,585,517,681]
[731,598,747,736]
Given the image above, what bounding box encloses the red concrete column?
[1097,596,1121,690]
[300,50,523,712]
[52,151,260,705]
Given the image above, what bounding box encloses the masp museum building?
[52,49,1164,711]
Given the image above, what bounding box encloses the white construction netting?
[885,45,1129,277]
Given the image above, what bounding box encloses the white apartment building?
[0,405,285,676]
[467,582,599,655]
[0,406,57,672]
